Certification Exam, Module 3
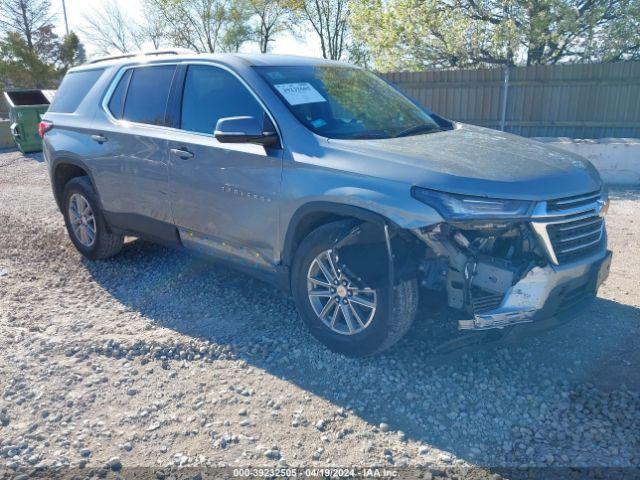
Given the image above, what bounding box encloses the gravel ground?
[1,149,639,478]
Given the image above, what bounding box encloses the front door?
[168,64,283,269]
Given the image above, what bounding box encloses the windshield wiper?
[336,131,390,140]
[351,132,390,139]
[394,123,441,138]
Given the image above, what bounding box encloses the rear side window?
[107,69,132,119]
[49,69,104,113]
[181,65,264,135]
[123,65,176,126]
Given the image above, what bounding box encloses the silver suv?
[42,51,612,356]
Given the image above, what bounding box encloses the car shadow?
[82,238,640,467]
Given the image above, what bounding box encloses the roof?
[233,53,345,67]
[73,51,348,72]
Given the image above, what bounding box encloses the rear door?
[89,64,178,239]
[167,63,284,268]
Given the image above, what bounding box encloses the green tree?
[221,1,254,51]
[0,31,57,88]
[0,0,86,88]
[345,38,372,68]
[59,32,86,71]
[583,0,640,61]
[350,0,480,70]
[350,0,640,71]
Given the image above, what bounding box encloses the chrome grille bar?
[558,229,602,243]
[549,191,600,207]
[547,190,601,211]
[557,217,602,232]
[557,235,603,254]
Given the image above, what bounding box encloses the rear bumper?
[459,248,612,330]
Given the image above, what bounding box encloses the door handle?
[91,134,108,144]
[170,148,194,159]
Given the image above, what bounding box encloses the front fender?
[279,166,444,266]
[318,185,443,229]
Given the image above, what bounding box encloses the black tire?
[291,220,418,357]
[62,176,123,260]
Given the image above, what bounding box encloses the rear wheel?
[62,176,123,260]
[292,221,418,357]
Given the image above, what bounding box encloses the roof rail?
[86,49,195,65]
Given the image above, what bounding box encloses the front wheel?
[291,221,418,357]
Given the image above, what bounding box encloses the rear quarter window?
[107,69,133,119]
[49,69,105,113]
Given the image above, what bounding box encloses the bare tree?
[140,3,166,49]
[81,0,145,54]
[145,0,239,53]
[289,0,349,60]
[0,0,56,52]
[249,0,291,53]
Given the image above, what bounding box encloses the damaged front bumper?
[411,189,611,332]
[459,248,612,330]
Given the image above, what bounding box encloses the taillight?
[38,120,53,138]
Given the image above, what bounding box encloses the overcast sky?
[51,0,322,58]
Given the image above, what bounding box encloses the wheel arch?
[281,202,394,268]
[51,158,98,211]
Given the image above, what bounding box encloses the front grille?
[532,189,607,265]
[547,215,604,263]
[547,190,601,212]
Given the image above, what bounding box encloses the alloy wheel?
[68,193,96,247]
[306,249,377,335]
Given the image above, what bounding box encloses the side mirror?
[214,116,278,146]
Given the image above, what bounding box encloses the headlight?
[411,187,533,220]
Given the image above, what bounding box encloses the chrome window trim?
[100,60,284,147]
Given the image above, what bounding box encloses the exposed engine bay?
[415,222,547,323]
[329,218,609,332]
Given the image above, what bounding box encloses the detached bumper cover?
[459,249,612,330]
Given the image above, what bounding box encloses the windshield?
[255,65,443,140]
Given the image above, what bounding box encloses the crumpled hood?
[321,124,602,200]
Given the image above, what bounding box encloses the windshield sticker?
[310,118,327,128]
[274,83,326,105]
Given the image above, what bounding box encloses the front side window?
[123,65,176,126]
[49,69,105,113]
[256,65,443,139]
[181,65,264,135]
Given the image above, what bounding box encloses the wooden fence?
[382,61,640,139]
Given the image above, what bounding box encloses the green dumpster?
[3,89,52,153]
